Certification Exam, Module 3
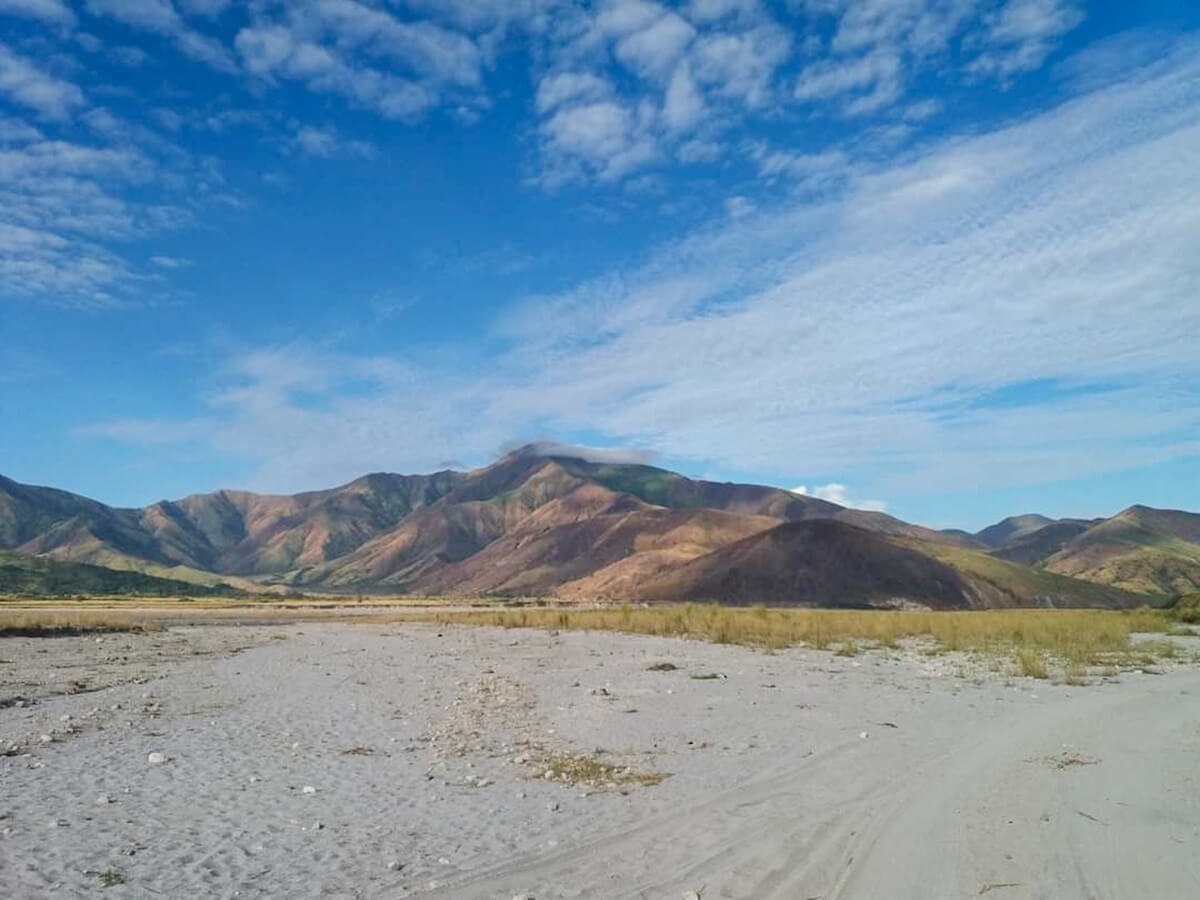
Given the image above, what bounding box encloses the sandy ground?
[1,622,1198,899]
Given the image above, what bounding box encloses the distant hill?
[990,521,1093,566]
[1039,506,1200,596]
[0,451,1187,608]
[974,514,1058,548]
[0,551,238,597]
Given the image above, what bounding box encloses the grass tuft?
[534,752,667,788]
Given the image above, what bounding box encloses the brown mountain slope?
[1042,506,1200,595]
[634,520,984,608]
[292,457,608,589]
[410,489,777,597]
[635,520,1147,609]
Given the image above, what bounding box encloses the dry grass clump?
[421,604,1178,677]
[534,752,667,788]
[0,610,164,638]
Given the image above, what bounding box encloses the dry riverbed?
[1,622,1198,899]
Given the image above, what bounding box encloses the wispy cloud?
[0,42,85,119]
[286,123,377,159]
[86,40,1200,496]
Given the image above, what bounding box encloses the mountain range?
[2,445,1198,608]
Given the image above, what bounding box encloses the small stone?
[302,785,317,794]
[147,751,167,765]
[39,734,53,744]
[859,731,869,740]
[513,894,535,900]
[476,778,492,788]
[543,770,555,780]
[546,801,559,812]
[249,776,260,783]
[438,856,451,865]
[59,714,71,722]
[683,893,702,900]
[96,795,112,805]
[312,821,323,831]
[386,860,404,872]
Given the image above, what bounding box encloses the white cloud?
[85,0,237,72]
[968,0,1084,79]
[794,49,903,114]
[662,62,704,131]
[535,71,611,113]
[791,483,889,512]
[88,41,1200,497]
[724,194,754,218]
[0,0,75,26]
[614,11,696,80]
[288,124,377,159]
[0,43,85,120]
[235,25,435,121]
[150,254,192,267]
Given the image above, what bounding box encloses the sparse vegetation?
[0,611,165,638]
[534,751,667,788]
[96,870,126,889]
[1016,648,1048,679]
[420,604,1182,679]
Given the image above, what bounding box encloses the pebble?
[96,795,112,805]
[859,731,869,740]
[476,778,492,788]
[683,893,702,900]
[312,821,323,831]
[39,734,53,744]
[546,802,559,812]
[302,785,317,794]
[513,894,535,900]
[438,857,451,865]
[147,752,167,765]
[386,860,404,871]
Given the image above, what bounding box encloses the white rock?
[683,893,702,900]
[59,714,71,722]
[96,795,112,805]
[147,752,167,765]
[546,802,559,812]
[39,734,53,744]
[312,821,323,831]
[302,785,316,794]
[859,731,869,740]
[386,860,403,871]
[438,856,451,865]
[476,778,492,788]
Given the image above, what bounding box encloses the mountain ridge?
[2,447,1192,606]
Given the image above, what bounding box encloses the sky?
[0,0,1198,532]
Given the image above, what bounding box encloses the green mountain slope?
[0,551,238,597]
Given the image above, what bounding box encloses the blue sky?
[1,0,1197,531]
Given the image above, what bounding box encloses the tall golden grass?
[0,610,165,637]
[420,604,1173,667]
